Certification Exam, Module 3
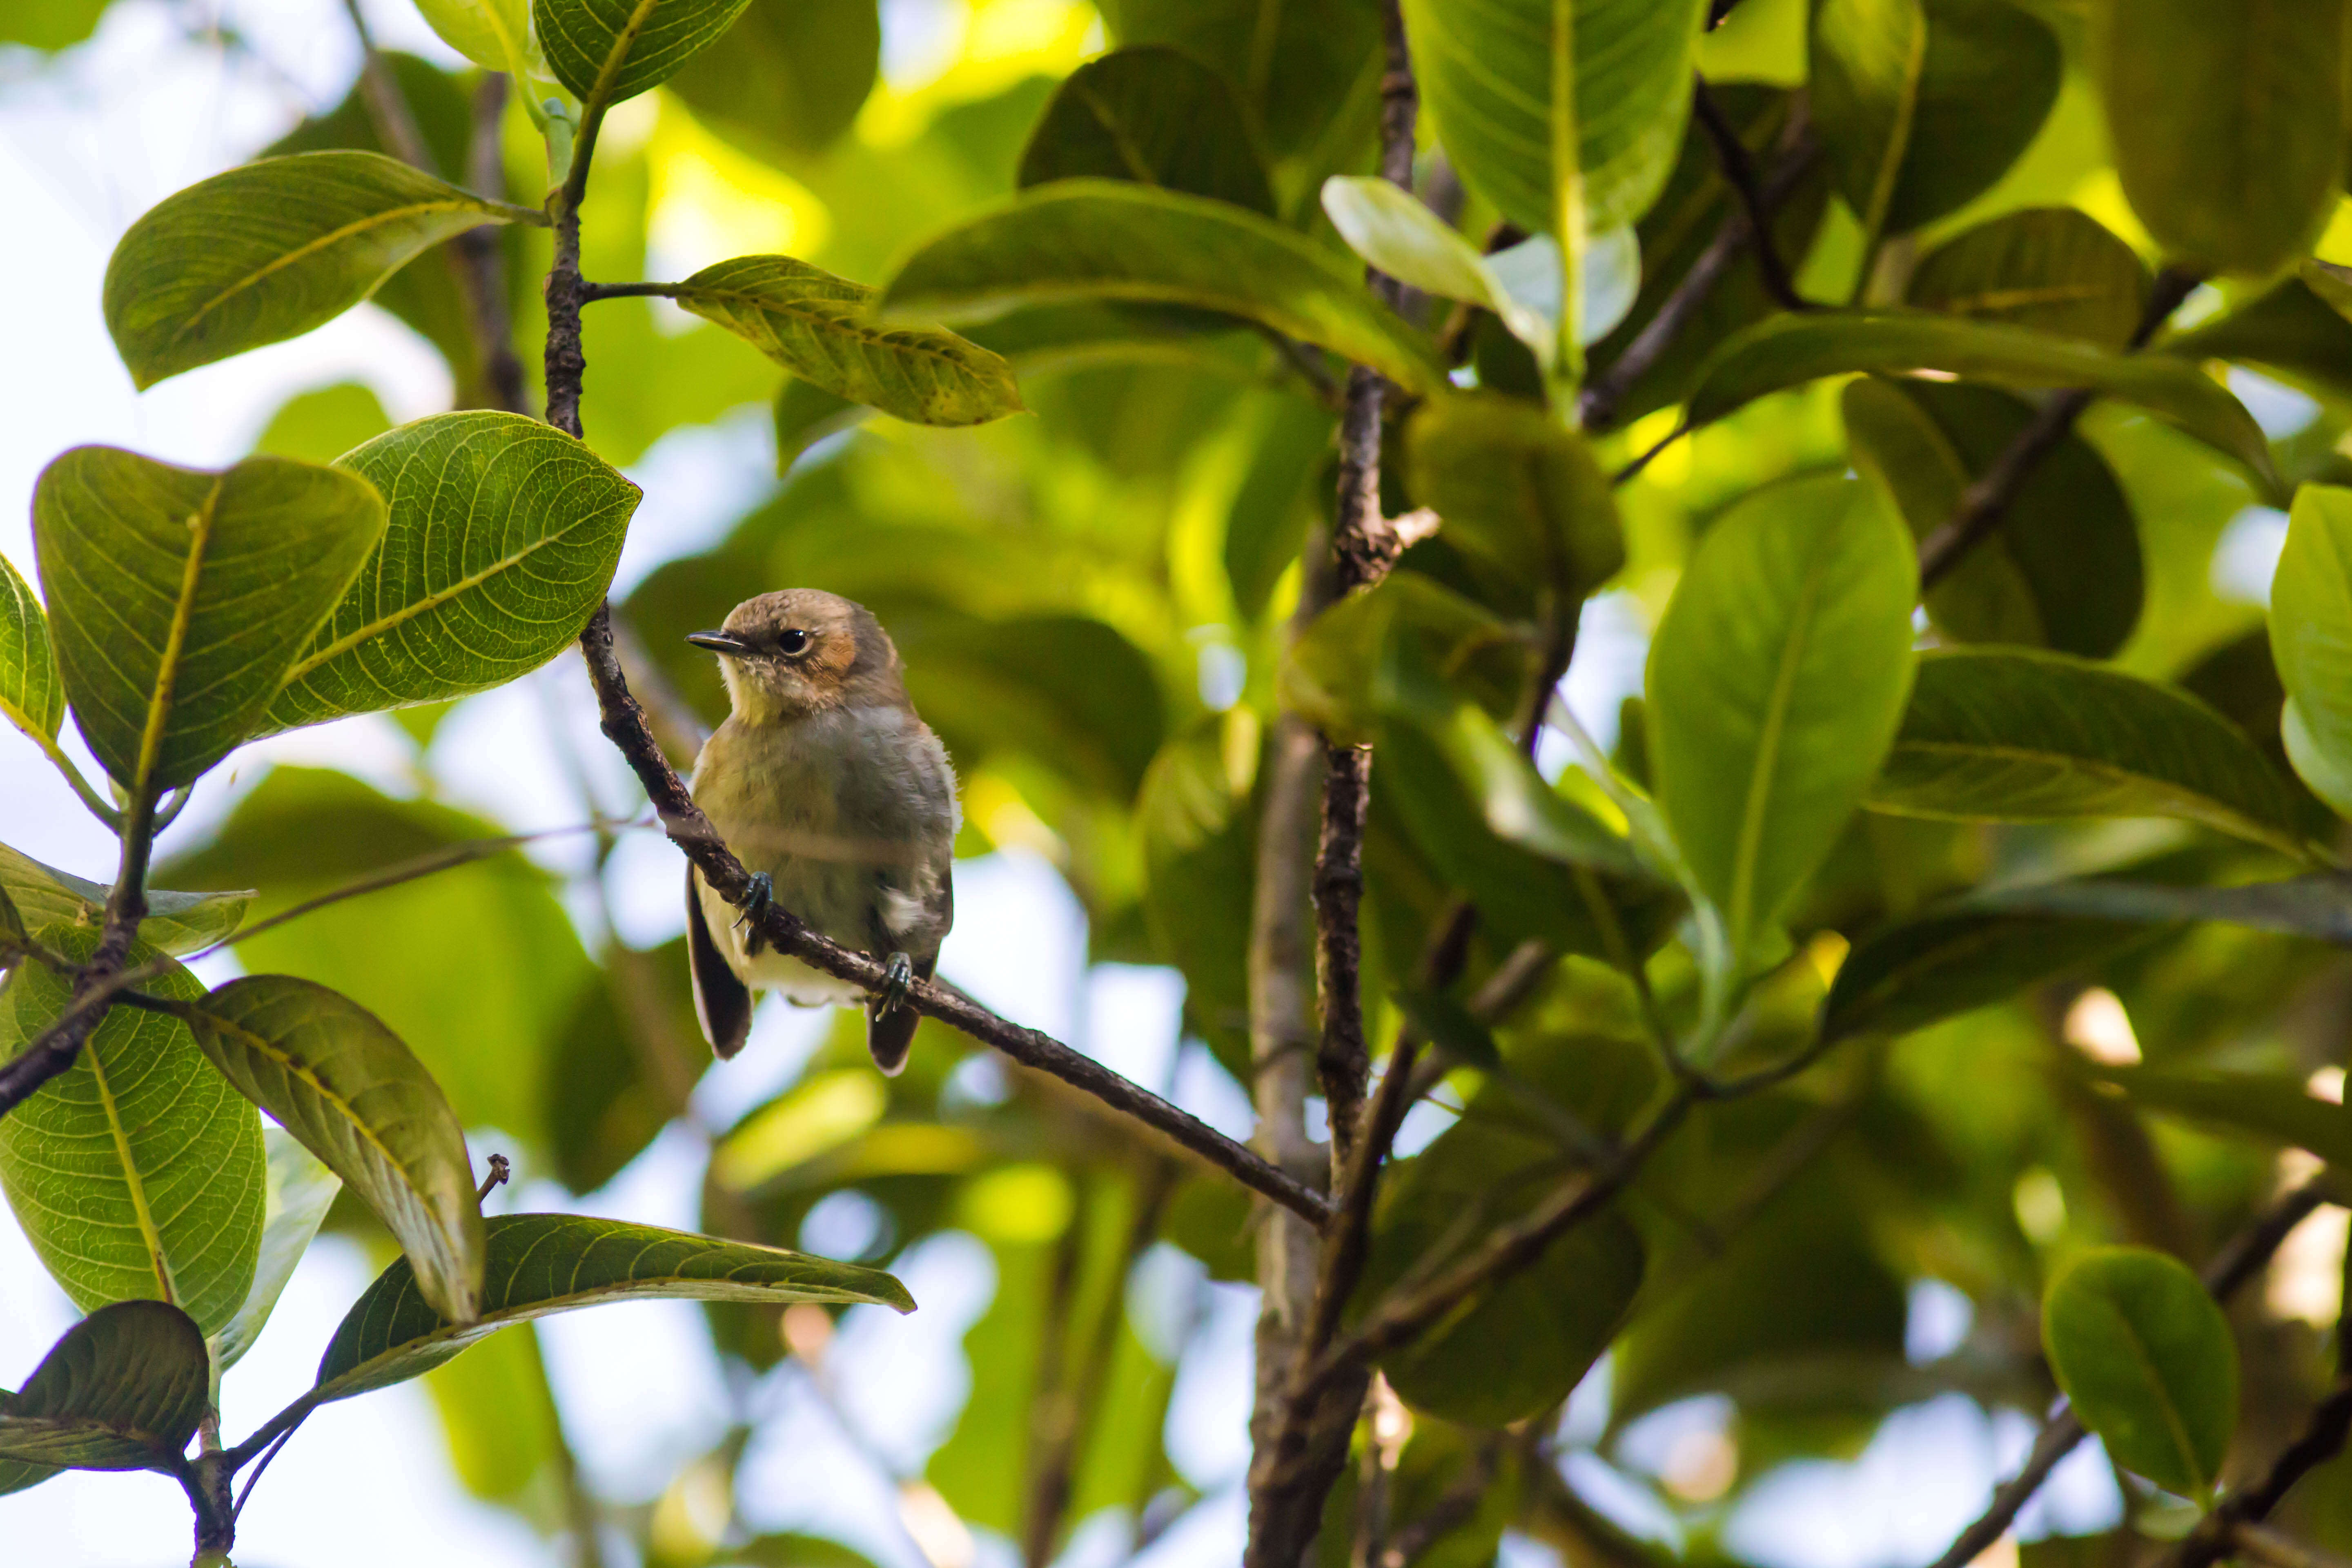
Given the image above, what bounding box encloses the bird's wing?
[686,864,753,1058]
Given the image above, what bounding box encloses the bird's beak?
[686,630,752,656]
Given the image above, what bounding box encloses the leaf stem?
[23,724,122,830]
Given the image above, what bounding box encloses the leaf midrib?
[681,282,992,376]
[1727,538,1831,956]
[82,1031,178,1313]
[167,199,490,347]
[275,526,581,691]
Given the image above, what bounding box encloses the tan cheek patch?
[811,630,857,684]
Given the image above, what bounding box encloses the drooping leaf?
[2092,1065,2352,1171]
[1810,0,2060,241]
[670,256,1024,427]
[1866,649,2311,856]
[0,1301,209,1472]
[0,929,265,1339]
[1646,474,1918,967]
[1020,46,1274,215]
[413,0,531,72]
[207,1129,343,1374]
[2270,485,2352,821]
[2042,1247,2236,1497]
[1843,376,2141,657]
[0,842,248,958]
[308,1213,912,1404]
[669,0,880,158]
[1682,311,2276,489]
[184,976,486,1327]
[877,180,1446,394]
[2098,0,2345,276]
[259,413,641,736]
[32,446,385,794]
[103,151,534,389]
[0,552,61,745]
[1906,208,2150,348]
[1405,392,1623,616]
[1402,0,1708,237]
[1821,906,2159,1043]
[535,0,754,105]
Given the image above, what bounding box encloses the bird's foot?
[872,951,915,1016]
[734,872,774,956]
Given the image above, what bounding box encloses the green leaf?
[413,0,531,73]
[258,412,641,737]
[310,1213,911,1403]
[208,1129,342,1375]
[669,0,879,158]
[1866,649,2310,856]
[2270,485,2352,820]
[1424,703,1644,877]
[1404,392,1623,615]
[1019,45,1274,215]
[1324,176,1547,354]
[1973,874,2352,943]
[536,0,753,105]
[876,180,1447,395]
[0,928,265,1339]
[1098,0,1380,164]
[1821,905,2158,1043]
[0,0,107,49]
[2093,1065,2352,1170]
[2303,260,2352,323]
[0,1301,209,1472]
[103,151,534,389]
[1365,1123,1644,1426]
[1682,311,2276,489]
[2042,1246,2236,1497]
[2098,0,2344,276]
[1402,0,1708,237]
[33,446,385,794]
[671,256,1024,428]
[1907,208,2150,348]
[184,976,486,1326]
[1281,572,1526,747]
[0,552,61,746]
[1842,376,2141,658]
[1138,716,1256,1079]
[1810,0,2059,241]
[1646,474,1918,967]
[252,381,395,467]
[0,842,248,958]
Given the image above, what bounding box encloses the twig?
[1580,109,1818,431]
[2232,1523,2352,1568]
[1921,1177,2333,1568]
[1916,265,2200,590]
[2162,1376,2352,1568]
[1690,78,1806,312]
[0,791,154,1119]
[475,1152,511,1201]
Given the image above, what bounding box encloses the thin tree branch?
[2232,1523,2352,1568]
[1921,1177,2334,1568]
[0,789,154,1119]
[1916,265,2201,590]
[1690,77,1806,313]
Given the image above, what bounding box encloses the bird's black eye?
[777,628,810,655]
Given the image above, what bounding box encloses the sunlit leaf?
[2042,1247,2236,1497]
[260,412,641,736]
[535,0,753,105]
[2270,485,2352,821]
[0,552,60,747]
[413,0,530,73]
[103,151,533,389]
[33,446,384,793]
[309,1214,912,1403]
[0,1301,208,1472]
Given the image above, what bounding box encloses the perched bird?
[684,590,958,1074]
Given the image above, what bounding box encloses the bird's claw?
[873,951,915,1016]
[735,872,774,956]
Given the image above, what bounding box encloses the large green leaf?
[670,256,1024,427]
[1866,649,2310,856]
[1364,1121,1644,1426]
[33,446,384,793]
[1018,45,1274,215]
[0,552,61,745]
[1843,376,2141,658]
[260,413,641,736]
[0,842,248,958]
[1973,873,2352,943]
[103,151,533,389]
[412,0,531,72]
[309,1214,912,1403]
[208,1129,342,1374]
[0,1301,209,1472]
[1906,208,2149,348]
[2094,1065,2352,1170]
[2097,0,2344,276]
[0,929,265,1339]
[2270,485,2352,820]
[1097,0,1379,164]
[669,0,879,158]
[1404,392,1623,617]
[0,0,107,49]
[535,0,753,105]
[1821,906,2158,1043]
[1646,474,1918,967]
[1402,0,1708,237]
[1682,311,2276,488]
[184,976,486,1326]
[1810,0,2059,241]
[2042,1247,2236,1497]
[876,180,1446,394]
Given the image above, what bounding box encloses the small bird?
[683,590,958,1074]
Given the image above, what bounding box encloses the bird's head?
[687,589,905,724]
